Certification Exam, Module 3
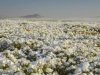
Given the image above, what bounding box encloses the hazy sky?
[0,0,100,18]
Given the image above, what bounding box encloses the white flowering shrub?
[0,19,100,75]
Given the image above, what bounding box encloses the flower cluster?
[0,19,100,75]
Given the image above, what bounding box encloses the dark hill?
[21,14,43,18]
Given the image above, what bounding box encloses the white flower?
[57,61,62,66]
[7,60,14,65]
[46,68,53,73]
[70,65,76,69]
[57,53,64,57]
[64,62,70,66]
[8,54,17,62]
[59,66,64,69]
[74,67,82,74]
[20,58,30,66]
[0,69,3,72]
[28,63,37,70]
[95,68,98,73]
[67,67,71,71]
[38,69,43,73]
[81,73,87,75]
[93,61,97,66]
[53,71,58,75]
[68,58,74,63]
[88,72,93,75]
[19,38,25,43]
[82,62,90,72]
[30,73,39,75]
[2,69,14,75]
[47,73,52,75]
[9,64,18,72]
[0,58,7,68]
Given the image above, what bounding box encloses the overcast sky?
[0,0,100,18]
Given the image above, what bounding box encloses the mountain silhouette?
[21,14,43,18]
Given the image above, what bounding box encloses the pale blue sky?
[0,0,100,18]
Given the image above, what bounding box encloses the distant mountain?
[21,14,43,18]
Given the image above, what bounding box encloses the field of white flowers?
[0,19,100,75]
